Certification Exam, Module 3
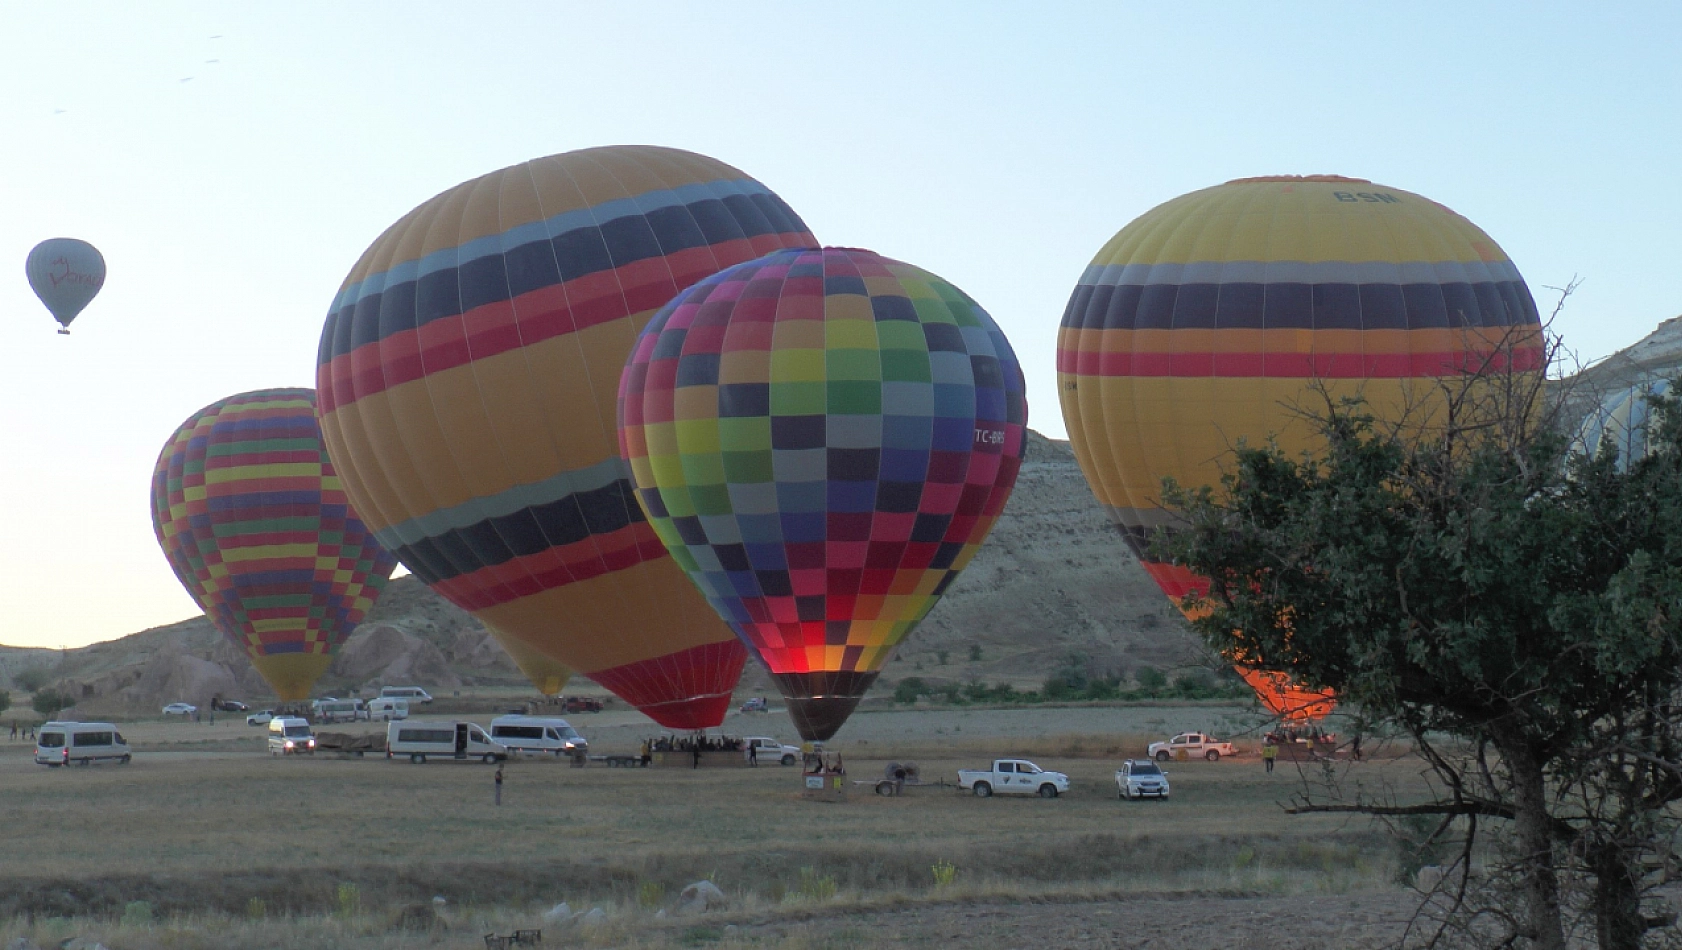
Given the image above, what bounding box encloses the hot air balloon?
[152,389,398,701]
[1057,176,1544,720]
[494,628,573,697]
[26,238,105,334]
[1574,378,1673,468]
[316,145,817,728]
[619,246,1027,740]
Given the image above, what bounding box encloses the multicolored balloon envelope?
[151,389,397,701]
[1058,175,1544,720]
[26,238,105,334]
[317,145,818,727]
[619,246,1027,740]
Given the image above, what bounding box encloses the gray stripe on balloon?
[374,456,629,549]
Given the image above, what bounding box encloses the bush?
[31,689,69,717]
[0,689,10,716]
[1134,666,1167,690]
[13,667,50,693]
[893,678,926,704]
[121,900,154,926]
[967,645,983,662]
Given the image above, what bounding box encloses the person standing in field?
[1262,738,1278,774]
[494,765,504,806]
[748,742,757,767]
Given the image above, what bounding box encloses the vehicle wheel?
[1118,789,1126,800]
[876,782,896,796]
[79,758,90,767]
[1039,784,1059,799]
[482,754,496,764]
[1155,750,1170,762]
[119,755,131,765]
[973,782,992,798]
[1206,750,1221,762]
[781,754,796,766]
[411,754,424,764]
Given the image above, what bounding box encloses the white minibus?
[379,686,433,705]
[488,715,588,756]
[312,699,367,723]
[386,721,506,764]
[366,697,409,721]
[267,717,317,755]
[35,722,132,766]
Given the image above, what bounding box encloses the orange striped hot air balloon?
[1057,176,1544,720]
[316,146,817,728]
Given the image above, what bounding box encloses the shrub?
[247,898,267,919]
[31,689,69,717]
[936,650,949,666]
[0,689,10,716]
[13,667,50,693]
[967,645,983,662]
[931,860,958,889]
[1134,666,1167,690]
[121,900,154,926]
[893,678,926,704]
[795,867,836,902]
[335,882,361,919]
[637,880,665,909]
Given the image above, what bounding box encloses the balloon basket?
[57,328,70,335]
[801,769,848,802]
[647,749,747,769]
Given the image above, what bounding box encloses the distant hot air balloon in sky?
[619,246,1027,740]
[316,145,817,726]
[26,238,105,334]
[1057,175,1544,720]
[152,389,397,701]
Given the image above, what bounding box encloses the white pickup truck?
[1148,732,1239,762]
[742,736,800,766]
[956,759,1070,798]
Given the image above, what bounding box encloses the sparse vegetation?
[13,667,50,693]
[967,645,983,662]
[31,688,69,717]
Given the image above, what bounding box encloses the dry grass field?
[0,705,1430,948]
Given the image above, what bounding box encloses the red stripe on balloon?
[425,521,669,612]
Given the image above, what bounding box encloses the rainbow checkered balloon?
[619,247,1027,740]
[151,389,397,701]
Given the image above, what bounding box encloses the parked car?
[246,709,276,726]
[489,716,587,756]
[213,699,250,712]
[379,686,433,705]
[956,759,1070,798]
[1115,759,1171,800]
[162,703,197,716]
[742,736,799,765]
[561,696,602,713]
[740,697,768,713]
[1148,733,1239,762]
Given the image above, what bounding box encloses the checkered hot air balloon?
[316,146,817,728]
[1057,175,1545,720]
[152,389,398,701]
[619,246,1027,740]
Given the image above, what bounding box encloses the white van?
[267,717,316,755]
[313,698,368,723]
[366,697,409,721]
[379,686,433,705]
[35,722,132,767]
[489,715,588,756]
[387,720,506,763]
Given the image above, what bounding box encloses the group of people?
[7,722,37,741]
[805,752,845,774]
[648,734,744,753]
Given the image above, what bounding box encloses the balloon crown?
[1224,175,1372,185]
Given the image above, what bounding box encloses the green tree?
[32,689,70,718]
[13,667,49,693]
[0,689,10,717]
[1165,357,1682,950]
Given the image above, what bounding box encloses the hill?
[2,429,1189,717]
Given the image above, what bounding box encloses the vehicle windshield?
[558,727,579,739]
[38,732,65,748]
[1132,762,1162,775]
[284,725,311,738]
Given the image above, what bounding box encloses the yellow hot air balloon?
[1058,176,1544,719]
[317,146,818,728]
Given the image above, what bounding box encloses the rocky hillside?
[3,429,1191,716]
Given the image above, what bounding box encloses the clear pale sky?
[1,4,1676,649]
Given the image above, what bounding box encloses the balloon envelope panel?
[620,247,1027,739]
[1058,177,1545,718]
[1574,378,1673,468]
[26,238,105,330]
[317,145,816,729]
[151,389,397,701]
